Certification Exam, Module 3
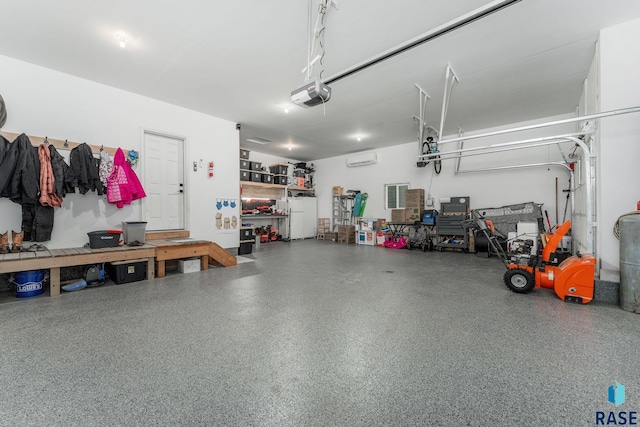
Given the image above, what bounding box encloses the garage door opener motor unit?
[291,81,331,108]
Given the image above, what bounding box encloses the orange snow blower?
[466,217,595,304]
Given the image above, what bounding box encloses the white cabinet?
[289,197,317,239]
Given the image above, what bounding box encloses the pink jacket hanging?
[106,148,146,208]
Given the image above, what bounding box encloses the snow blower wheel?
[504,268,535,294]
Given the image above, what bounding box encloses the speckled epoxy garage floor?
[0,239,639,426]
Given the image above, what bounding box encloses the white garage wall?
[314,114,576,226]
[0,55,239,249]
[598,17,640,282]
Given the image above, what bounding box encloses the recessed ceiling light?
[288,145,292,151]
[284,108,289,114]
[116,34,128,48]
[357,137,362,142]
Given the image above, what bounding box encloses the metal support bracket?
[438,64,459,139]
[415,83,431,153]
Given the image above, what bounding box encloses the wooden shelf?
[1,131,131,157]
[241,181,286,189]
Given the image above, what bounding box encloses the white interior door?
[143,132,185,231]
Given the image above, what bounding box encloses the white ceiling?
[1,1,640,161]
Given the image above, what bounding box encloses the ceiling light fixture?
[246,137,272,145]
[357,137,362,142]
[116,34,128,48]
[323,0,522,85]
[284,108,289,114]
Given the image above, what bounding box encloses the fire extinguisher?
[208,162,214,178]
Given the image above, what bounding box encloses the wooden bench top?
[145,238,210,248]
[0,244,156,274]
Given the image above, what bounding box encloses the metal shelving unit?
[332,195,355,231]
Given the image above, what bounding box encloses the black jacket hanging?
[65,143,104,195]
[9,134,39,205]
[48,144,69,199]
[0,133,16,196]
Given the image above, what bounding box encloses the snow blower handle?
[544,210,553,233]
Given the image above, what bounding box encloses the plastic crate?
[239,241,253,255]
[108,259,146,284]
[273,175,288,185]
[269,164,288,175]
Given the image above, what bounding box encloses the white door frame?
[140,128,189,231]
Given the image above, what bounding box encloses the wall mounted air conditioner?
[346,152,378,167]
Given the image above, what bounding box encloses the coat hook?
[100,145,104,151]
[64,139,69,148]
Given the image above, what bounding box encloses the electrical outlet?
[193,161,197,172]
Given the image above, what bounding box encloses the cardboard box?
[391,209,406,222]
[332,186,344,196]
[337,225,356,233]
[178,258,201,274]
[405,207,421,222]
[338,232,356,244]
[405,189,425,208]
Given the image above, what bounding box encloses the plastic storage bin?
[122,221,147,245]
[108,259,146,284]
[88,231,121,248]
[239,241,253,255]
[269,164,288,175]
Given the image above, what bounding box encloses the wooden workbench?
[145,239,210,278]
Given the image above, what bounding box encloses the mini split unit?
[346,152,377,167]
[291,81,331,108]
